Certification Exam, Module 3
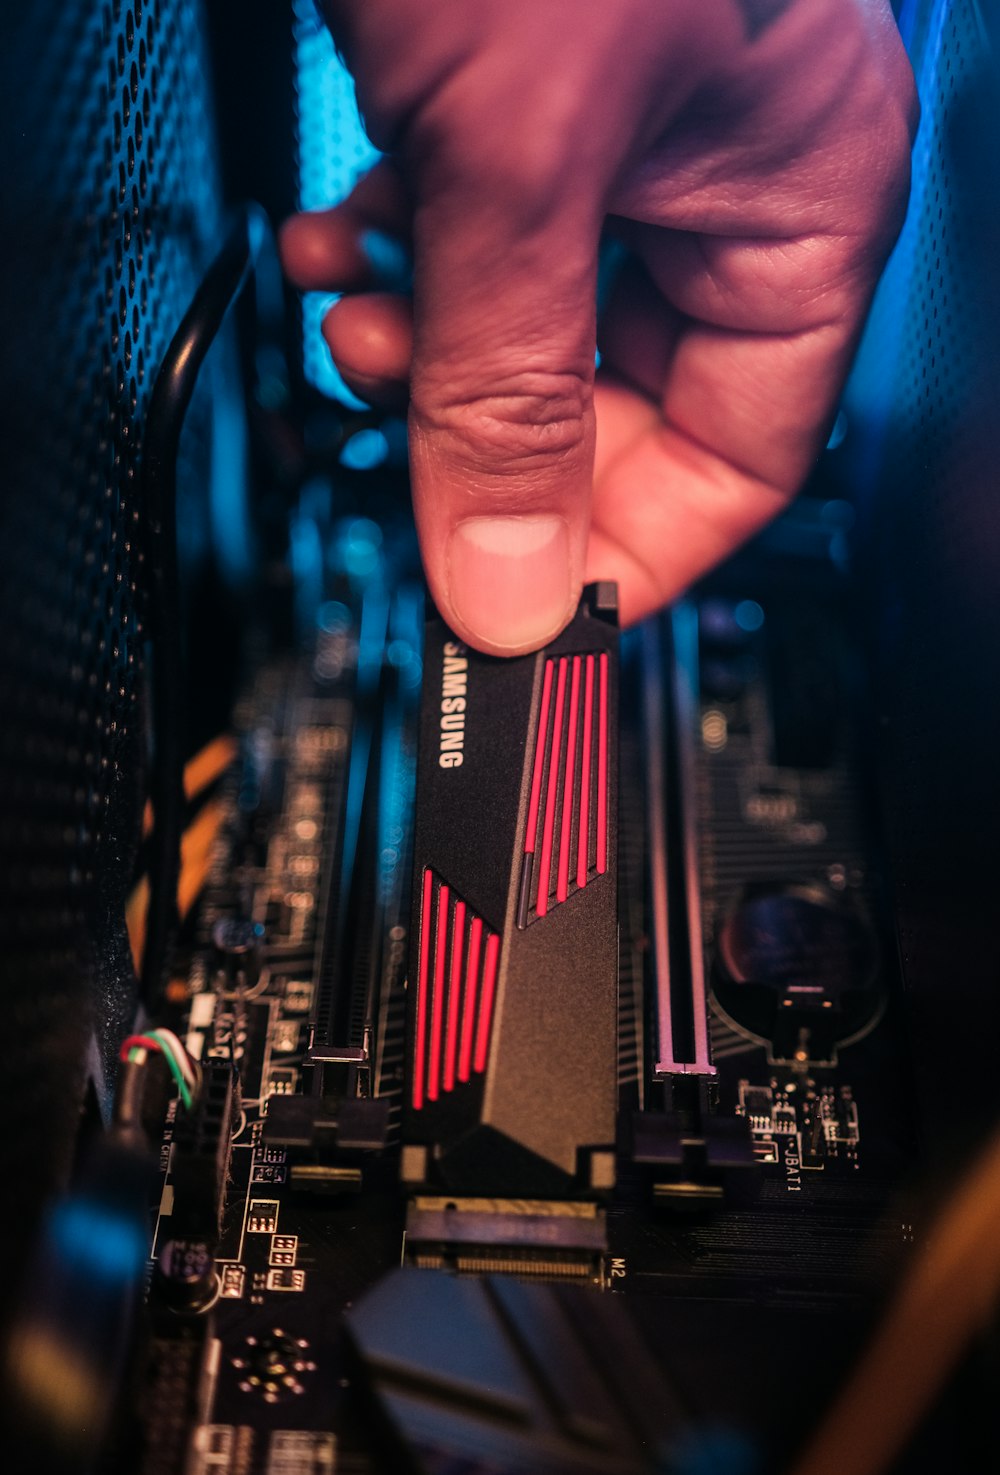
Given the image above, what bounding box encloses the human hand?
[281,0,917,654]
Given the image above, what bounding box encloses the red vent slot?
[443,900,465,1092]
[412,871,501,1109]
[518,650,609,925]
[427,883,450,1101]
[458,916,483,1084]
[597,651,609,875]
[536,657,568,920]
[557,656,582,903]
[473,933,501,1074]
[524,657,554,858]
[577,654,595,890]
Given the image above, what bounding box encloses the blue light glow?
[294,0,381,402]
[209,330,254,585]
[337,516,384,579]
[341,428,390,471]
[360,229,413,291]
[734,599,765,633]
[303,294,371,408]
[388,584,424,692]
[290,509,325,635]
[825,410,848,451]
[50,1199,147,1282]
[670,1428,760,1475]
[386,638,413,669]
[819,499,855,531]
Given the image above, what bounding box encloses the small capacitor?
[153,1238,218,1312]
[211,916,264,988]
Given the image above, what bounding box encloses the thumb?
[406,157,599,655]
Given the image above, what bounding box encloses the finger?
[405,146,604,655]
[586,219,875,620]
[591,372,658,486]
[663,316,852,494]
[591,243,837,622]
[280,207,370,292]
[587,313,859,623]
[588,411,790,626]
[280,161,411,291]
[585,374,665,617]
[322,291,413,406]
[636,224,880,337]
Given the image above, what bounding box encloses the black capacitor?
[211,915,264,987]
[153,1238,217,1312]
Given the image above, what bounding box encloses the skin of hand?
[281,0,918,655]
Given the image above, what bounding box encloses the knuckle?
[413,370,591,474]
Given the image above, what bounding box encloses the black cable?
[111,1057,149,1151]
[141,204,268,1003]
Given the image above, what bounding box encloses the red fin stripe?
[427,883,449,1101]
[597,652,608,874]
[557,656,581,902]
[473,933,501,1073]
[524,659,554,855]
[458,915,482,1083]
[443,900,465,1092]
[412,867,434,1109]
[577,654,595,890]
[536,657,567,917]
[415,876,501,1097]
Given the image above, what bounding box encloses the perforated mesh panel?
[851,0,998,529]
[844,0,1000,1142]
[0,0,222,1261]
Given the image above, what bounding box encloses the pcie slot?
[371,592,421,1114]
[644,605,716,1082]
[307,587,389,1083]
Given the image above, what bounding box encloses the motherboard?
[4,510,915,1475]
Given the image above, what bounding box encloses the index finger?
[588,236,880,622]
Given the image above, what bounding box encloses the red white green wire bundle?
[119,1028,200,1110]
